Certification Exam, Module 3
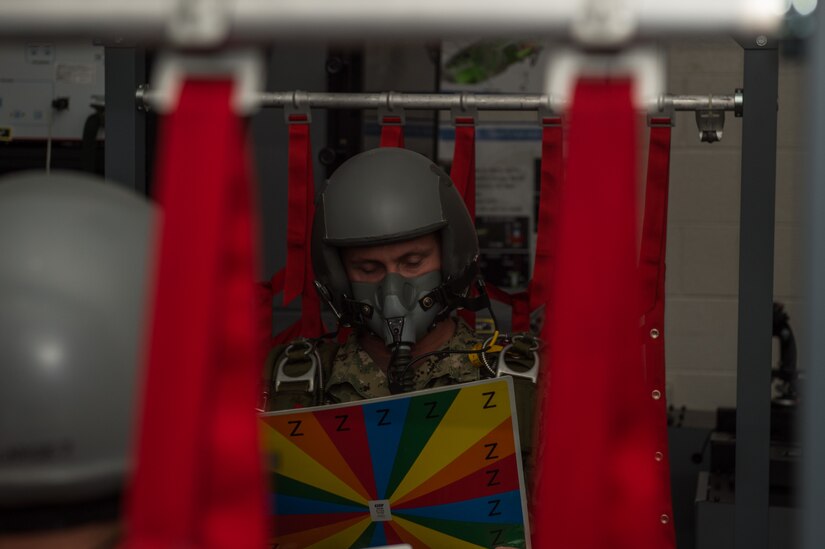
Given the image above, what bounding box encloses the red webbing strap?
[640,120,672,313]
[529,117,563,320]
[639,118,677,548]
[125,80,266,548]
[283,115,312,305]
[270,270,323,346]
[450,117,476,217]
[379,116,405,148]
[510,290,530,333]
[532,79,660,549]
[451,117,476,327]
[278,115,323,343]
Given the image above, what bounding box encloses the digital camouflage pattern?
[262,318,485,411]
[262,319,539,474]
[325,318,484,403]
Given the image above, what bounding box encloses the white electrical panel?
[0,43,105,141]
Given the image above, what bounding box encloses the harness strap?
[529,116,563,326]
[125,80,266,548]
[283,115,311,304]
[533,78,661,549]
[271,115,324,344]
[379,115,405,148]
[639,116,677,548]
[263,340,341,409]
[450,116,477,328]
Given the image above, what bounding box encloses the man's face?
[341,233,441,284]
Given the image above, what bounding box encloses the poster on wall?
[0,43,105,141]
[440,39,550,93]
[439,39,553,293]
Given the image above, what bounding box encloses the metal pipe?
[136,88,739,113]
[0,0,784,41]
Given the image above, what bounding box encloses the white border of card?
[260,376,532,549]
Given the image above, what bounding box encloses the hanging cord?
[46,97,70,173]
[45,108,53,174]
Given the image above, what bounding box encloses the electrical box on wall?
[0,43,105,141]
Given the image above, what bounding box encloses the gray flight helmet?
[0,171,155,508]
[312,148,479,325]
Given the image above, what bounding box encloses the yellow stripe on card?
[259,422,367,505]
[390,379,511,502]
[392,515,486,549]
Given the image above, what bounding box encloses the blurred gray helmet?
[312,148,480,337]
[0,171,155,510]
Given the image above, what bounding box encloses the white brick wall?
[663,39,804,410]
[362,39,805,411]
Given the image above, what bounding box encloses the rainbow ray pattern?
[260,377,530,549]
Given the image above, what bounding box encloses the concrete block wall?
[356,38,807,411]
[663,38,805,410]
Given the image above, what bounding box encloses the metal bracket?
[545,46,665,112]
[148,49,264,115]
[571,0,635,47]
[696,104,726,143]
[538,100,561,127]
[648,115,674,127]
[284,90,312,124]
[451,92,478,126]
[648,113,674,128]
[495,342,540,384]
[378,91,405,126]
[274,340,319,393]
[734,88,744,118]
[135,84,149,112]
[167,0,230,47]
[649,95,675,126]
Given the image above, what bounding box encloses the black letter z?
[288,420,304,437]
[484,442,499,460]
[335,414,351,432]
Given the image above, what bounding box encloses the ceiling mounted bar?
[0,0,785,41]
[136,89,741,114]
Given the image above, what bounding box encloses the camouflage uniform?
[326,318,484,403]
[261,319,539,479]
[262,318,484,410]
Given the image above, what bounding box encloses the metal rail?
[0,0,784,41]
[135,89,742,114]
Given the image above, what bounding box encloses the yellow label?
[0,127,11,142]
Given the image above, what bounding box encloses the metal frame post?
[104,47,147,194]
[734,36,778,549]
[801,5,825,549]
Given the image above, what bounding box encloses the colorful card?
[260,377,531,548]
